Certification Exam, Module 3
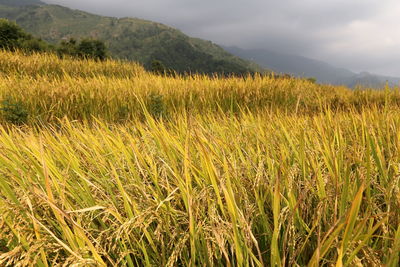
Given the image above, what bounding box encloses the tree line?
[0,18,107,60]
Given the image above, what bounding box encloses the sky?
[43,0,400,77]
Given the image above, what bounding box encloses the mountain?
[224,46,354,84]
[224,46,400,88]
[0,0,262,75]
[344,72,400,89]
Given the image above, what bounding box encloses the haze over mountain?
[0,0,261,75]
[224,46,400,88]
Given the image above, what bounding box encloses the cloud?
[43,0,400,76]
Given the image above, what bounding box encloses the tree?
[56,38,108,60]
[0,19,27,50]
[20,37,49,52]
[57,38,78,57]
[0,19,50,52]
[151,60,166,74]
[150,59,176,77]
[0,19,108,59]
[77,39,107,61]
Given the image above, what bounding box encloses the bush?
[0,19,108,60]
[0,239,8,253]
[0,19,50,53]
[150,59,175,77]
[77,39,107,61]
[57,38,78,58]
[0,97,28,125]
[0,19,27,50]
[151,60,166,74]
[307,77,317,84]
[148,92,166,118]
[20,38,50,53]
[57,38,108,61]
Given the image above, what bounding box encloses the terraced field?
[0,51,399,266]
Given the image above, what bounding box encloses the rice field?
[0,51,399,266]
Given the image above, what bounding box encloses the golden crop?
[0,51,399,266]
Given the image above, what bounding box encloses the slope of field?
[0,0,262,74]
[0,51,399,266]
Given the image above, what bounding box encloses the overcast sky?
[43,0,400,76]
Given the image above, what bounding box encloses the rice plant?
[0,50,399,266]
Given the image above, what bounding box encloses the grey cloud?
[43,0,400,76]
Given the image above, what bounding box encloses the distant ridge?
[0,0,263,75]
[224,46,400,88]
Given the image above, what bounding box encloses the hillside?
[225,46,400,88]
[0,0,262,74]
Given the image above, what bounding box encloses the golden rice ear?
[0,50,398,266]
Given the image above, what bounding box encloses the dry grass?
[0,51,399,266]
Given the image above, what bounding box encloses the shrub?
[0,20,107,60]
[307,77,317,84]
[20,38,50,53]
[0,97,28,124]
[0,239,8,253]
[0,19,27,50]
[57,38,108,61]
[151,60,166,74]
[77,39,108,61]
[0,19,50,53]
[148,92,166,118]
[150,60,176,77]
